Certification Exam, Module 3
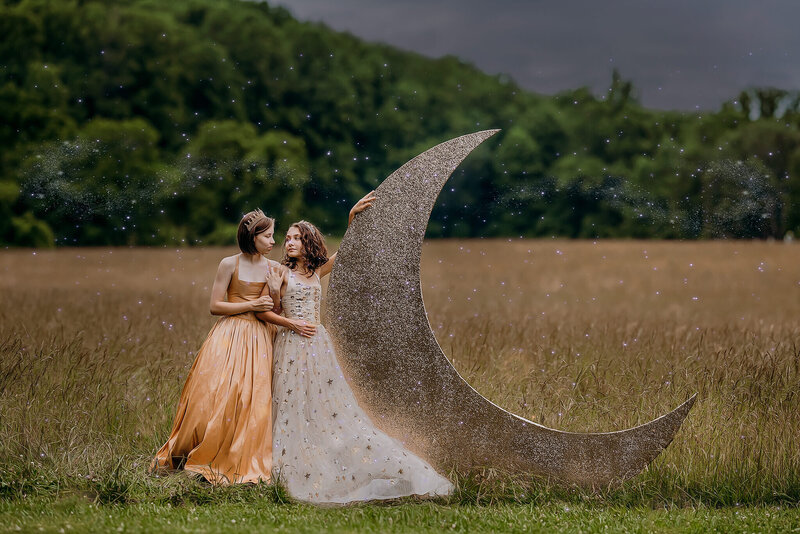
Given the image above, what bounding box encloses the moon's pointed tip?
[448,129,500,151]
[472,128,501,138]
[593,394,696,485]
[454,129,500,141]
[680,392,698,413]
[654,393,696,432]
[676,393,698,414]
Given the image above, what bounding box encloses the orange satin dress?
[152,255,276,484]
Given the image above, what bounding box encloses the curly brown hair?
[281,220,328,275]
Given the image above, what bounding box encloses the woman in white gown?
[258,193,453,503]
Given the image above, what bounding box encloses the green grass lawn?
[2,497,799,534]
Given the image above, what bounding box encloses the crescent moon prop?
[327,130,695,487]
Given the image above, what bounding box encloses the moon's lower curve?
[327,130,695,487]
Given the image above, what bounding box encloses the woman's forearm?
[255,310,292,328]
[210,300,252,316]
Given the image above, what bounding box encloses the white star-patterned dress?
[272,270,453,503]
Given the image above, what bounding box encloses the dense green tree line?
[2,0,800,246]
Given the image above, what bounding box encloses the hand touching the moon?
[348,191,376,225]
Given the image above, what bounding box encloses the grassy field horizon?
[1,239,798,532]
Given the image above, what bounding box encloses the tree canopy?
[2,0,800,246]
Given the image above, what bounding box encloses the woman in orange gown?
[152,209,283,484]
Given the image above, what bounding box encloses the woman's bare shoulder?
[266,259,289,273]
[218,254,239,272]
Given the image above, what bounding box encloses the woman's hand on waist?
[287,318,316,337]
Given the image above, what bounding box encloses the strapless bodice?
[227,255,266,303]
[282,270,321,324]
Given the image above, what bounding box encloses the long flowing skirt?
[272,325,453,503]
[152,313,275,484]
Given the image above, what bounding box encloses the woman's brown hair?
[282,220,328,274]
[237,210,275,255]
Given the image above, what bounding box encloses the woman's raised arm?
[318,191,376,278]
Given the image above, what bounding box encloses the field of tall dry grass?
[1,240,798,506]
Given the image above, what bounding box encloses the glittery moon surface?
[327,130,695,487]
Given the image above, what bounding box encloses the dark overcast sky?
[270,0,800,111]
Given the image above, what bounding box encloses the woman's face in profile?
[254,224,275,255]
